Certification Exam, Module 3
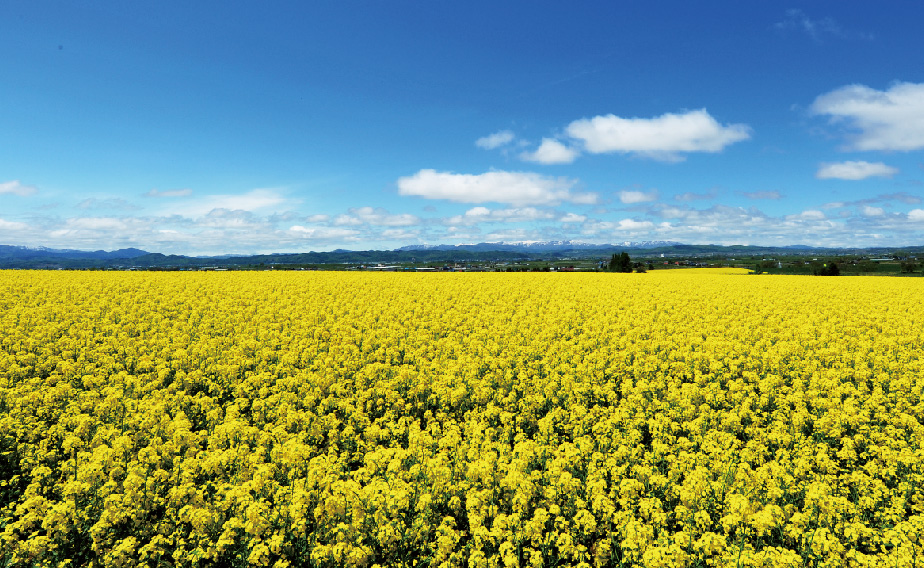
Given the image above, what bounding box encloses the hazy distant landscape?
[3,241,922,275]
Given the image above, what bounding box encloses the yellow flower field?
[1,269,922,567]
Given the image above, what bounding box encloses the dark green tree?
[814,262,840,276]
[609,252,633,273]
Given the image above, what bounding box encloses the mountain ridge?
[0,241,919,269]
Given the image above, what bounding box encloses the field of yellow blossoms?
[1,269,923,568]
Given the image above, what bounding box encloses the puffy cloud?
[861,206,885,217]
[465,206,491,217]
[559,212,586,223]
[565,109,751,161]
[619,189,659,204]
[816,161,898,180]
[397,169,597,206]
[0,180,38,196]
[475,130,515,150]
[908,209,924,222]
[519,138,580,164]
[811,83,924,151]
[144,188,193,198]
[618,219,654,230]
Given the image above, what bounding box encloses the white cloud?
[484,228,532,241]
[145,188,193,198]
[816,161,898,180]
[560,212,586,223]
[445,206,556,226]
[909,209,924,222]
[788,210,826,220]
[569,192,600,205]
[333,214,363,226]
[397,169,597,206]
[619,189,659,204]
[475,130,515,150]
[335,207,420,227]
[811,83,924,151]
[185,209,263,229]
[618,219,654,230]
[55,217,132,231]
[166,188,287,217]
[565,109,751,161]
[288,226,361,240]
[519,138,580,164]
[861,206,885,217]
[465,206,491,217]
[380,228,419,240]
[0,180,38,196]
[0,218,30,231]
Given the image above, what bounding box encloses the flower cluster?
[1,269,922,567]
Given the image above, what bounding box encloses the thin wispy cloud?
[76,198,141,211]
[475,130,515,150]
[738,191,783,200]
[773,9,845,41]
[165,189,288,217]
[145,188,193,198]
[675,189,719,202]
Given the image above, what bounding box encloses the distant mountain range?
[0,245,149,262]
[397,240,683,252]
[0,241,919,269]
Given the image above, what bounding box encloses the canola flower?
[0,269,923,568]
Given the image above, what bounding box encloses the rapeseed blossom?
[1,269,923,567]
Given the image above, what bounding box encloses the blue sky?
[2,1,924,254]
